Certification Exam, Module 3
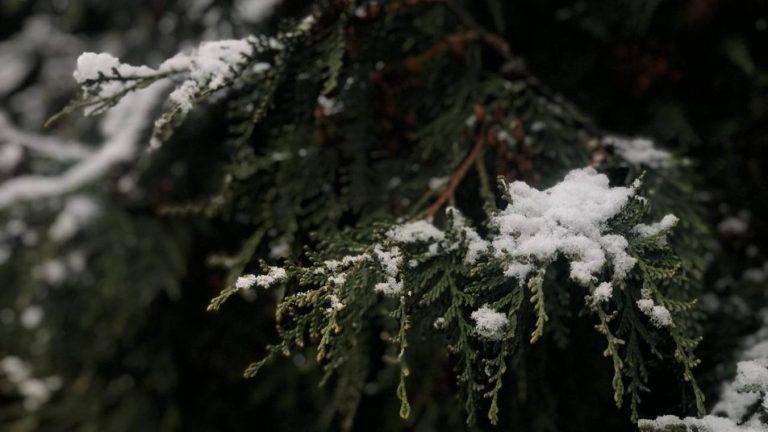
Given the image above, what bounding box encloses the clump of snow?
[603,136,672,168]
[637,298,673,328]
[327,294,345,312]
[699,309,768,430]
[503,263,533,282]
[372,247,402,294]
[167,80,199,114]
[319,253,370,293]
[255,266,287,288]
[734,360,768,392]
[633,214,679,239]
[374,278,403,296]
[237,267,287,290]
[373,245,404,296]
[341,254,369,266]
[637,415,755,432]
[158,38,260,113]
[433,317,447,329]
[471,305,508,340]
[387,220,445,244]
[712,384,761,421]
[73,38,258,109]
[490,167,640,285]
[600,234,637,280]
[73,52,157,101]
[447,208,490,264]
[235,274,257,289]
[593,282,613,303]
[329,273,347,286]
[649,306,673,327]
[374,245,403,278]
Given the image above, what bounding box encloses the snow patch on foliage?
[636,298,673,328]
[504,262,533,282]
[634,214,679,239]
[490,167,639,285]
[237,266,287,290]
[471,305,508,340]
[638,414,762,432]
[256,266,287,288]
[373,245,404,295]
[235,274,257,290]
[74,52,156,101]
[735,360,768,392]
[447,207,490,264]
[603,136,671,168]
[593,282,613,303]
[387,220,445,244]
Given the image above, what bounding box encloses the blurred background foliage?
[0,0,767,431]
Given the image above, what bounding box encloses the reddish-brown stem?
[427,0,513,60]
[425,135,486,219]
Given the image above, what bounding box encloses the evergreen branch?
[528,268,548,344]
[394,296,411,419]
[486,286,523,424]
[595,308,626,408]
[207,228,267,312]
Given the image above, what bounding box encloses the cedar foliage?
[1,1,767,431]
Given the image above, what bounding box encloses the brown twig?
[404,31,481,73]
[425,133,486,219]
[429,0,513,60]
